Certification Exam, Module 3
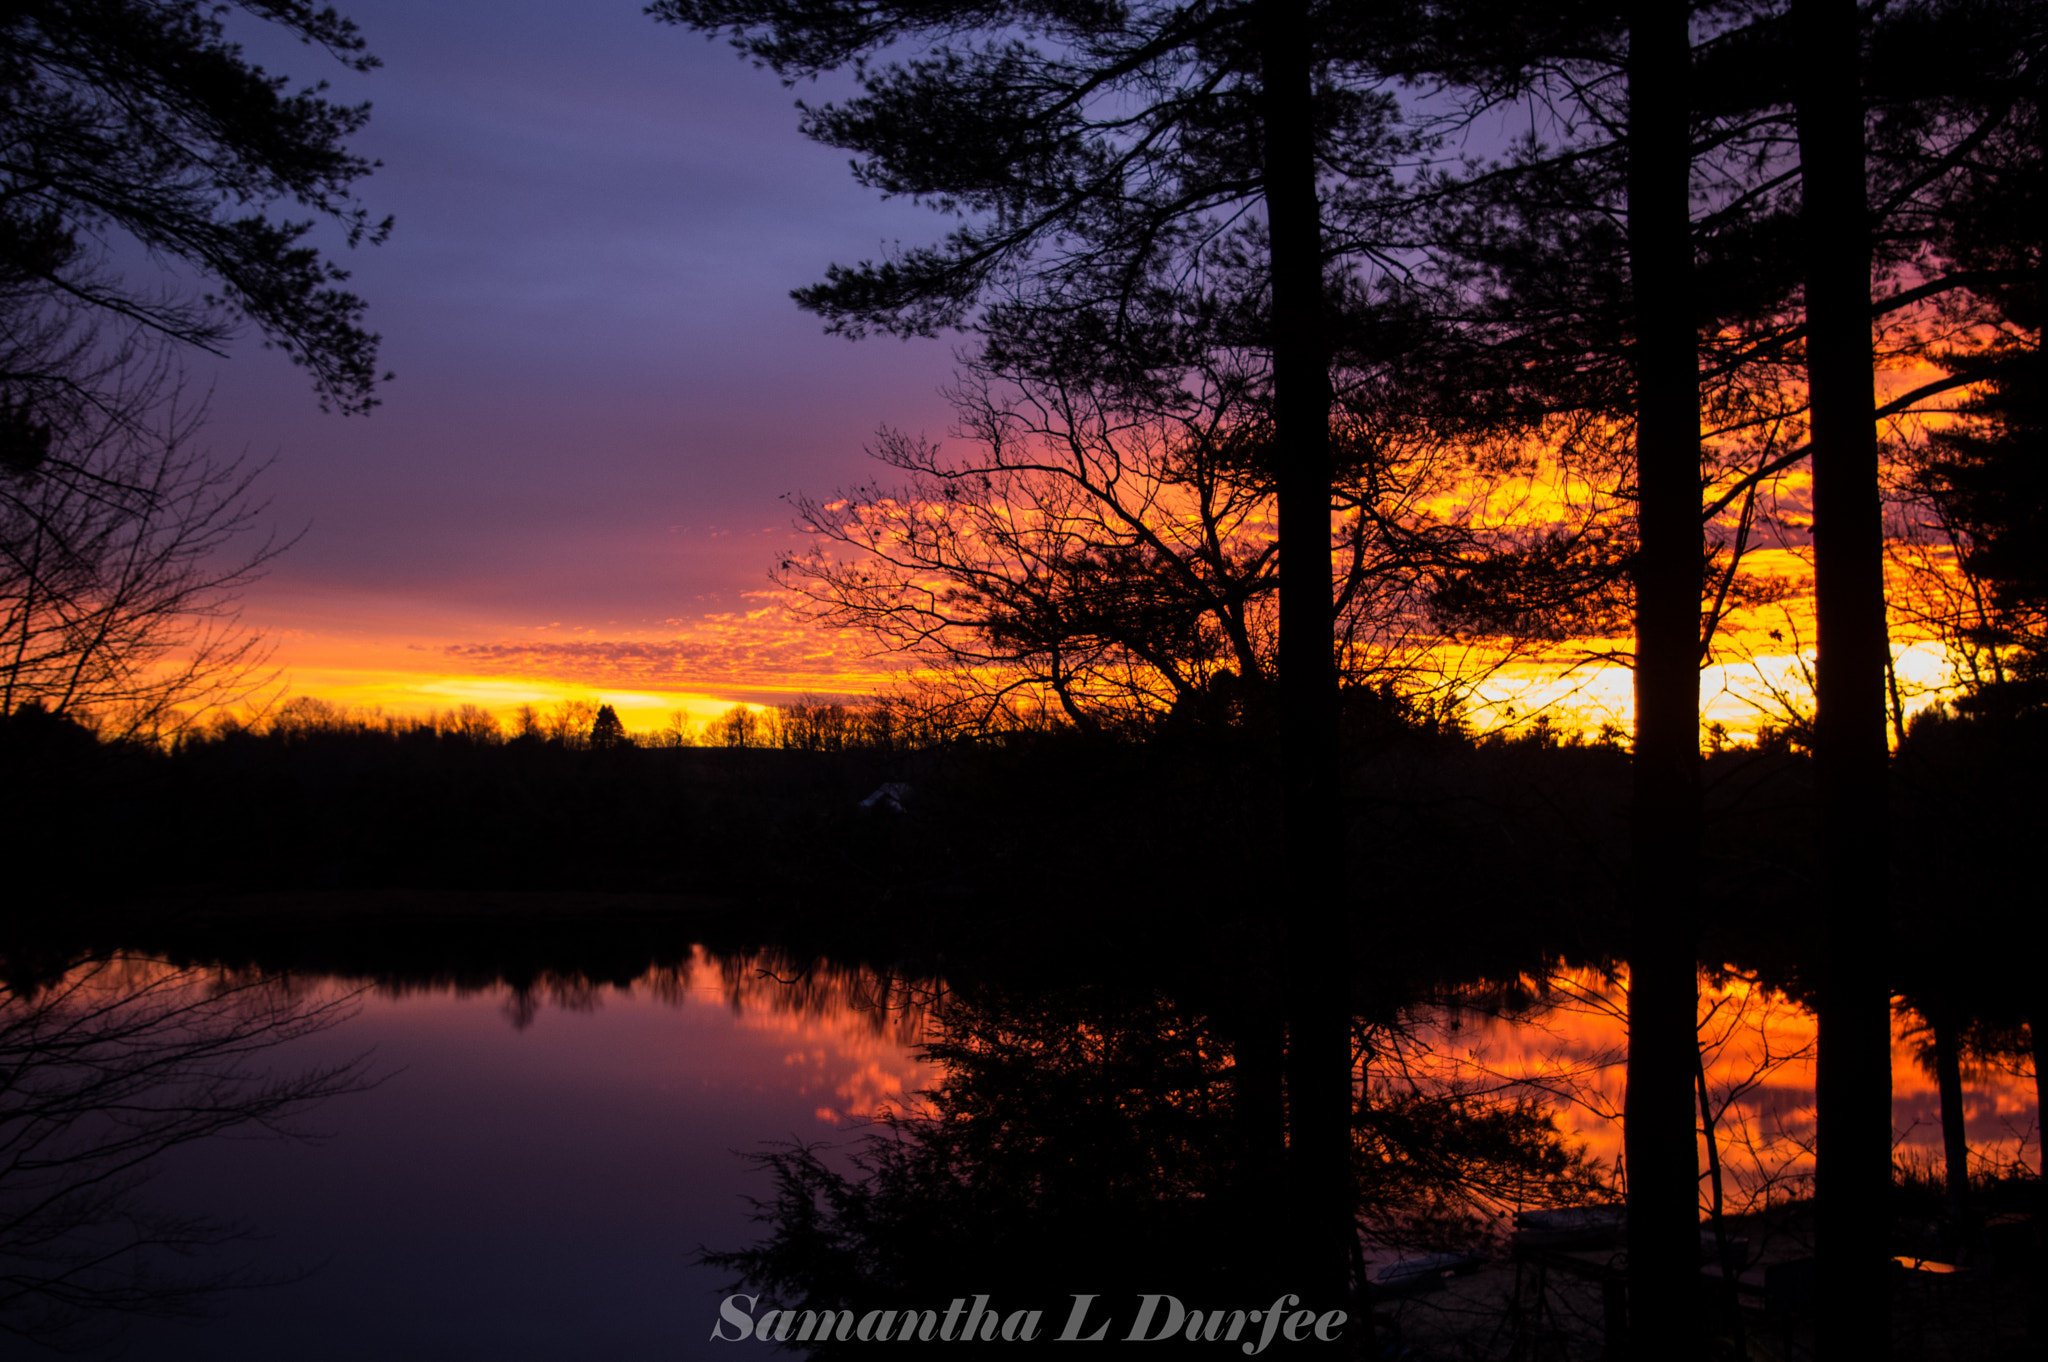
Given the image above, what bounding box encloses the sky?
[168,0,1971,741]
[190,0,967,728]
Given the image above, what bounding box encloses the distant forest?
[4,684,2036,976]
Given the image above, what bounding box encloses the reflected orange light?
[1402,966,2039,1214]
[44,948,938,1130]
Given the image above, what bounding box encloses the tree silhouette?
[777,347,1476,733]
[655,0,2042,1347]
[1402,5,2043,1346]
[650,0,1436,1308]
[701,979,1607,1355]
[1382,5,1809,1339]
[0,371,281,740]
[0,953,371,1352]
[542,698,602,749]
[1621,6,1715,1341]
[0,0,390,427]
[1918,374,2047,700]
[589,703,629,750]
[2,2,392,745]
[711,703,765,749]
[1793,0,2048,1341]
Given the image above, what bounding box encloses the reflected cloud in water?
[19,944,938,1361]
[12,944,2034,1359]
[1405,964,2040,1200]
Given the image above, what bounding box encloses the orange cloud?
[442,602,892,692]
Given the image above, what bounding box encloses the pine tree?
[1,1,390,426]
[651,0,1429,1318]
[589,704,629,750]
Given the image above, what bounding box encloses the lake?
[2,942,2036,1359]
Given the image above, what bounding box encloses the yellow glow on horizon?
[233,590,905,735]
[1451,539,1997,745]
[247,653,845,735]
[229,508,2003,747]
[254,613,1983,746]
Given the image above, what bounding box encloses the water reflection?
[44,943,939,1362]
[323,945,941,1125]
[1407,965,2041,1198]
[10,943,2035,1358]
[0,954,370,1352]
[706,961,2039,1358]
[700,976,1614,1355]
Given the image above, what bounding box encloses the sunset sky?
[182,0,1967,739]
[195,0,964,729]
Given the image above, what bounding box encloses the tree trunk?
[1792,1,1895,1356]
[1623,5,1705,1355]
[1258,0,1352,1328]
[1928,996,1974,1260]
[2031,1008,2046,1349]
[1234,987,1291,1291]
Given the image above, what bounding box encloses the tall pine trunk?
[1929,996,1974,1257]
[1792,1,1894,1356]
[1623,4,1705,1354]
[2031,1004,2046,1348]
[1258,0,1352,1325]
[2031,84,2047,1349]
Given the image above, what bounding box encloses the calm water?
[1402,967,2040,1199]
[4,949,933,1362]
[4,952,2035,1359]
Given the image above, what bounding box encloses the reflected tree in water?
[0,954,370,1352]
[703,980,1607,1351]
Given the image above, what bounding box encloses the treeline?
[2,680,1808,958]
[11,684,2038,1002]
[2,683,1109,913]
[185,692,1012,755]
[4,694,899,905]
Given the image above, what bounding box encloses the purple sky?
[160,2,1881,732]
[188,0,965,714]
